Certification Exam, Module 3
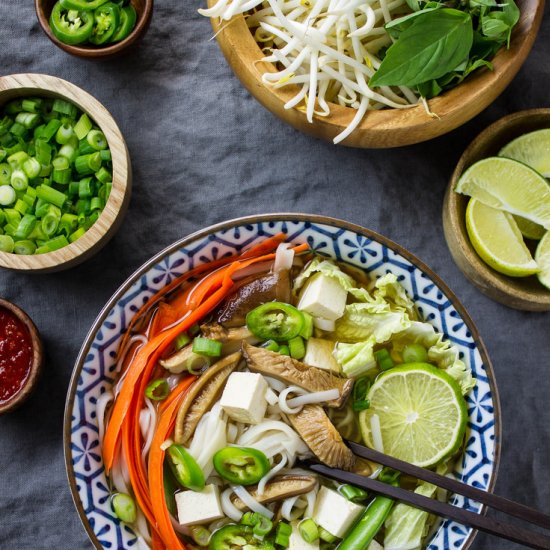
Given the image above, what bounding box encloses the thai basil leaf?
[369,9,474,88]
[385,6,441,39]
[481,14,512,40]
[416,79,443,98]
[502,0,520,45]
[470,30,504,59]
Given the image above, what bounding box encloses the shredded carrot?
[149,302,180,339]
[148,380,194,549]
[151,531,166,550]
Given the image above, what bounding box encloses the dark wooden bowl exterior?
[207,0,544,148]
[443,109,550,312]
[0,74,132,273]
[0,298,44,414]
[35,0,153,58]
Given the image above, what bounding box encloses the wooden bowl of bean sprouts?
[203,0,544,147]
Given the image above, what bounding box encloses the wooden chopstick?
[303,461,550,550]
[346,440,550,530]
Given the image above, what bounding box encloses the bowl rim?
[443,108,550,311]
[0,73,131,272]
[34,0,154,58]
[207,0,545,147]
[0,297,44,414]
[63,212,502,550]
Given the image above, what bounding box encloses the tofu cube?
[289,522,320,550]
[220,371,268,424]
[176,484,224,526]
[312,486,365,538]
[298,274,347,321]
[303,338,340,373]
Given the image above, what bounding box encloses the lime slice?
[466,199,539,277]
[535,231,550,290]
[513,215,546,241]
[499,129,550,178]
[358,363,467,467]
[455,157,550,230]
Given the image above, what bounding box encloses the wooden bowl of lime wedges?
[443,109,550,312]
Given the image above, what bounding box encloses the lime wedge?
[455,157,550,230]
[358,363,467,468]
[499,129,550,178]
[466,199,539,277]
[535,231,550,290]
[513,215,546,241]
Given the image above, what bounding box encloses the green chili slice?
[213,446,270,485]
[166,444,205,492]
[59,0,110,11]
[246,302,305,341]
[112,4,137,42]
[89,2,120,45]
[49,2,94,45]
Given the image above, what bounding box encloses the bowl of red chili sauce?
[0,298,43,414]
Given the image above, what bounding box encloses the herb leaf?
[369,9,474,88]
[385,6,441,39]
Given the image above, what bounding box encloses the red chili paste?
[0,306,33,404]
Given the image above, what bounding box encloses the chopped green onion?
[319,527,339,543]
[55,123,74,145]
[52,155,70,170]
[87,129,107,150]
[262,339,280,352]
[5,100,22,115]
[74,113,92,140]
[175,332,191,350]
[69,226,86,243]
[0,185,16,206]
[21,99,42,114]
[7,150,29,168]
[299,311,314,339]
[275,522,292,547]
[374,348,394,371]
[78,177,95,198]
[43,234,69,251]
[100,149,111,161]
[111,493,137,524]
[22,157,41,179]
[253,514,273,537]
[95,166,111,184]
[14,199,29,215]
[90,197,103,211]
[13,239,36,255]
[58,144,77,162]
[145,378,170,401]
[9,122,28,139]
[41,119,62,142]
[279,344,290,356]
[75,152,102,175]
[0,234,14,252]
[10,169,28,191]
[52,98,77,118]
[52,168,71,185]
[189,323,200,336]
[15,112,40,130]
[299,518,320,543]
[288,335,306,359]
[14,214,36,240]
[35,184,67,208]
[241,511,257,526]
[190,525,210,547]
[0,163,11,185]
[75,198,90,215]
[338,484,369,503]
[41,205,62,237]
[192,337,222,357]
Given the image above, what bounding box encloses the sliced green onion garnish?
[288,335,306,359]
[338,484,369,503]
[0,234,14,252]
[74,113,92,140]
[145,378,170,401]
[279,344,290,356]
[190,525,210,547]
[13,239,36,255]
[374,348,394,371]
[111,493,137,524]
[299,518,319,543]
[175,332,191,350]
[402,343,429,363]
[319,527,339,543]
[0,185,16,206]
[192,337,222,357]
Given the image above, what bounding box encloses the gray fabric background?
[0,1,549,549]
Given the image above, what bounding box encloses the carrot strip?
[151,531,166,550]
[149,303,180,339]
[148,379,194,549]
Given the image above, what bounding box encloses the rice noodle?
[141,398,157,462]
[221,487,244,522]
[96,390,113,443]
[370,413,384,453]
[257,454,288,495]
[281,494,307,521]
[286,388,340,409]
[264,375,287,392]
[166,374,182,390]
[232,485,274,519]
[278,386,307,414]
[265,387,279,406]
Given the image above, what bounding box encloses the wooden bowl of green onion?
[0,73,131,272]
[205,0,544,147]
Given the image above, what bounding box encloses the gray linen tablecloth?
[0,1,549,549]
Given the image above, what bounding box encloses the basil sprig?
[369,0,520,98]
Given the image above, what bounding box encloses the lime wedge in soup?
[359,363,467,468]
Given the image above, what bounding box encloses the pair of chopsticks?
[300,440,550,549]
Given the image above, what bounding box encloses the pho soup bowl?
[0,73,131,273]
[443,108,550,312]
[205,0,543,148]
[65,214,500,550]
[35,0,154,59]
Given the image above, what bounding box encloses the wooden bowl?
[0,73,131,273]
[0,298,44,414]
[208,0,544,148]
[35,0,153,58]
[443,109,550,312]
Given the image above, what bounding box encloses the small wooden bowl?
[0,73,131,273]
[0,298,44,414]
[208,0,544,148]
[443,109,550,312]
[35,0,153,58]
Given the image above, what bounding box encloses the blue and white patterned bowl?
[64,214,501,550]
